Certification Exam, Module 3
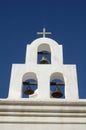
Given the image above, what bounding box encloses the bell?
[52,88,63,98]
[40,55,50,64]
[24,87,34,95]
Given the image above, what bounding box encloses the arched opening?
[37,43,51,64]
[22,72,38,98]
[50,72,65,99]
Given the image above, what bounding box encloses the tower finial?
[37,28,51,37]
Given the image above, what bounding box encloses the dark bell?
[40,56,50,64]
[52,88,63,98]
[24,87,34,95]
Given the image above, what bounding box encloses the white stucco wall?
[8,37,79,100]
[0,37,86,130]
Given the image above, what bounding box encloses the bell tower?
[0,28,86,130]
[8,28,78,100]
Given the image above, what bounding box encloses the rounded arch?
[50,72,65,98]
[22,72,38,98]
[37,43,51,52]
[26,37,62,65]
[37,43,51,64]
[30,37,59,47]
[50,72,64,82]
[22,72,37,82]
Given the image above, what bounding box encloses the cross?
[37,28,51,37]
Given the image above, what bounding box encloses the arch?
[22,72,37,81]
[50,72,65,98]
[22,72,38,98]
[37,43,51,52]
[26,37,63,65]
[37,43,51,64]
[50,72,64,81]
[30,37,59,47]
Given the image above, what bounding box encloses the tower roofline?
[29,37,60,46]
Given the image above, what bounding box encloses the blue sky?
[0,0,86,99]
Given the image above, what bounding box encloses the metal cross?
[37,28,51,37]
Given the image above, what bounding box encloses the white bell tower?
[0,28,86,130]
[8,28,78,100]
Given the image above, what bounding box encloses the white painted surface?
[8,37,79,100]
[0,100,86,129]
[0,124,86,130]
[0,37,85,130]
